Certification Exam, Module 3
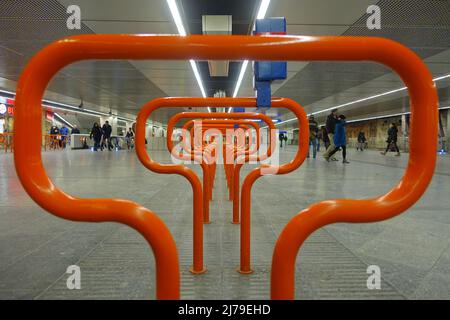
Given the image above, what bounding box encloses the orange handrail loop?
[270,42,438,299]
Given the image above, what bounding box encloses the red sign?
[46,111,54,121]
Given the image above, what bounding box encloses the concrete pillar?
[445,110,450,151]
[401,114,409,152]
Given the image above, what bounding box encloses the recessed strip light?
[2,91,145,125]
[189,59,207,98]
[273,72,450,125]
[166,0,186,36]
[347,105,450,124]
[167,0,208,111]
[54,112,74,128]
[256,0,271,19]
[310,87,407,116]
[232,60,249,100]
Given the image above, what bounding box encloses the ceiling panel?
[1,0,449,127]
[273,0,450,122]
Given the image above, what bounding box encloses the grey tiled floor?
[0,147,449,299]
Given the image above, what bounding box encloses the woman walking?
[90,122,103,151]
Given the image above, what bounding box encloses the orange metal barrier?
[170,114,269,223]
[136,99,298,276]
[183,121,258,197]
[137,106,277,274]
[177,118,262,223]
[12,34,436,299]
[269,43,438,299]
[43,134,69,151]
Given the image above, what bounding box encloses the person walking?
[102,121,113,151]
[323,109,339,161]
[49,125,60,149]
[325,115,349,164]
[279,132,285,148]
[90,122,103,151]
[320,126,330,151]
[125,127,134,150]
[357,131,366,151]
[59,125,69,148]
[381,123,400,156]
[307,115,319,158]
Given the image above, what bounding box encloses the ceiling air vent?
[202,15,232,77]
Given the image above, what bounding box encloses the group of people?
[90,121,135,151]
[306,108,400,163]
[89,121,113,151]
[48,124,74,149]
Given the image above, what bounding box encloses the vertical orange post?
[238,98,308,274]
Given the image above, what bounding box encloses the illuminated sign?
[46,111,54,121]
[0,98,15,116]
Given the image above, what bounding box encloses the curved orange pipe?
[270,42,437,300]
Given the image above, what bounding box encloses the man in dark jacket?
[307,115,319,158]
[323,109,339,161]
[381,123,400,156]
[102,121,113,151]
[357,131,366,151]
[279,132,285,148]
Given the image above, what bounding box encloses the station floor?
[0,146,449,300]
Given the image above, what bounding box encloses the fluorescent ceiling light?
[1,91,143,124]
[347,105,450,124]
[433,73,450,82]
[271,105,450,128]
[54,112,74,128]
[233,60,249,99]
[274,72,450,125]
[230,0,271,110]
[189,59,207,98]
[167,0,208,111]
[310,87,406,116]
[256,0,271,19]
[167,0,186,36]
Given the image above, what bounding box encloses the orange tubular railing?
[137,105,277,274]
[183,121,258,190]
[269,49,438,298]
[136,99,301,276]
[12,34,437,299]
[178,118,262,223]
[169,114,269,223]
